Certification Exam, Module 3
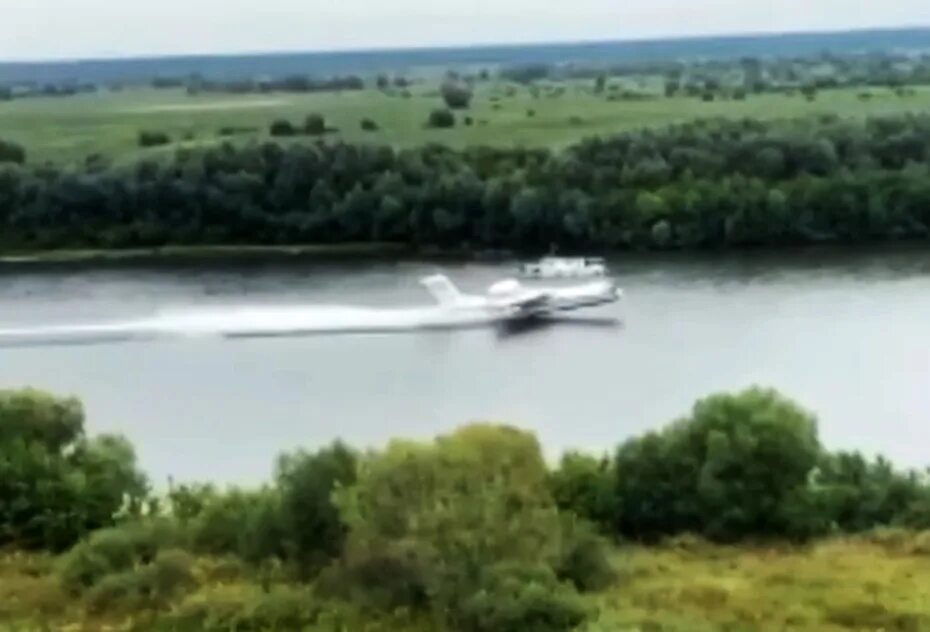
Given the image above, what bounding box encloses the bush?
[550,452,616,528]
[441,82,472,109]
[84,548,195,613]
[157,584,330,631]
[360,118,379,131]
[58,519,180,593]
[269,119,297,137]
[322,540,430,612]
[275,442,357,578]
[452,563,588,632]
[555,519,616,592]
[614,387,822,542]
[0,138,26,164]
[138,130,171,147]
[0,390,147,552]
[813,452,930,533]
[427,108,455,129]
[188,488,266,555]
[217,126,257,136]
[304,114,326,135]
[332,425,581,628]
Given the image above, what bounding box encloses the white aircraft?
[420,274,622,320]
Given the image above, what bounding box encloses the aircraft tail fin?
[420,274,462,307]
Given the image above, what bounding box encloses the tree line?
[3,114,930,252]
[501,50,930,97]
[2,386,929,630]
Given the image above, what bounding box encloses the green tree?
[615,387,823,541]
[304,114,326,135]
[428,108,456,129]
[0,390,147,551]
[333,424,588,629]
[0,139,26,164]
[275,442,357,578]
[549,452,616,529]
[269,119,297,137]
[440,82,473,109]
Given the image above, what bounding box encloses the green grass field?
[3,81,930,165]
[3,532,930,631]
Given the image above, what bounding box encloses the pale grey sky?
[2,0,929,61]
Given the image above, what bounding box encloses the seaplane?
[420,274,622,321]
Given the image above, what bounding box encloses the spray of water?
[0,302,505,346]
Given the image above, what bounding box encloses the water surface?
[1,248,928,484]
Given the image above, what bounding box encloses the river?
[1,248,928,484]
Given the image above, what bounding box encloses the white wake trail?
[0,303,502,346]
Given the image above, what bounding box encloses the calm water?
[1,249,929,484]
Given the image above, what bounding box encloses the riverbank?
[0,242,411,266]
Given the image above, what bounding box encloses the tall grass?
[4,532,930,631]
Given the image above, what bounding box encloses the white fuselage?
[421,274,622,320]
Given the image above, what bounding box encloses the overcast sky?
[2,0,930,61]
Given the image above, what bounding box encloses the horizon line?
[2,23,929,66]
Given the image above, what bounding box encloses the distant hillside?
[2,27,930,85]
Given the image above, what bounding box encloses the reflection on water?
[0,245,929,484]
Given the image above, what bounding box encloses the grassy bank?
[4,533,930,631]
[3,83,930,164]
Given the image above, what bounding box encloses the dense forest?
[2,113,930,253]
[2,386,929,630]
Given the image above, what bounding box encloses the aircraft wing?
[489,289,552,317]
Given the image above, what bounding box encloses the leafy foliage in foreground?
[328,425,599,630]
[3,386,930,630]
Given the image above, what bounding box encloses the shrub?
[464,116,474,127]
[321,540,430,612]
[614,387,822,542]
[452,563,588,632]
[304,114,326,135]
[427,108,455,129]
[269,119,297,137]
[555,519,616,592]
[218,126,257,136]
[360,118,379,131]
[0,390,147,552]
[0,138,26,164]
[58,519,180,593]
[550,452,616,528]
[138,130,171,147]
[332,425,586,629]
[84,548,195,613]
[274,442,357,578]
[813,452,929,533]
[440,82,472,109]
[85,569,140,612]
